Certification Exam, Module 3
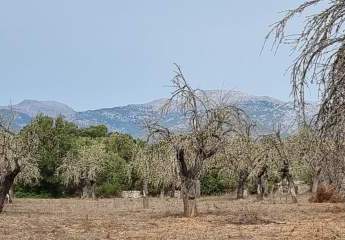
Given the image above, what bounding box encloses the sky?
[0,1,317,111]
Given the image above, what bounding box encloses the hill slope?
[0,91,318,137]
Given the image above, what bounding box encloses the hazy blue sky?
[0,1,316,111]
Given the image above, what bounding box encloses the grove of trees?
[1,1,345,219]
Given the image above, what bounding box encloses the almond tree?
[58,140,106,199]
[146,64,245,217]
[267,1,345,194]
[132,140,178,208]
[266,1,345,129]
[289,127,325,193]
[251,137,271,200]
[219,120,256,199]
[267,130,298,203]
[0,115,39,213]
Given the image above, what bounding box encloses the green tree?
[20,115,78,197]
[78,125,108,138]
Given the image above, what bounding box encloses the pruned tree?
[218,118,257,199]
[58,140,106,199]
[145,64,245,217]
[269,129,298,203]
[289,127,324,193]
[251,137,271,201]
[0,113,39,212]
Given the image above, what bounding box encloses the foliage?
[58,139,106,186]
[0,117,40,185]
[200,168,235,195]
[12,115,139,198]
[78,125,108,138]
[20,115,79,197]
[132,141,178,192]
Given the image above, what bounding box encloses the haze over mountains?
[0,90,318,137]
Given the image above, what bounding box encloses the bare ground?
[0,194,345,240]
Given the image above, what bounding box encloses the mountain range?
[0,90,318,137]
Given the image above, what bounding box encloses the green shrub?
[15,185,51,198]
[201,169,236,195]
[96,182,122,197]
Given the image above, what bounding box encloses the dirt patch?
[0,195,345,239]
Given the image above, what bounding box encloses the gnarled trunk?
[181,178,198,217]
[237,169,249,199]
[280,162,298,203]
[81,179,96,199]
[0,169,20,213]
[176,148,204,217]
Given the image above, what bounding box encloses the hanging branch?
[266,0,345,135]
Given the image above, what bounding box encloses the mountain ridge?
[0,90,318,137]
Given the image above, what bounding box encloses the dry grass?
[1,194,345,239]
[309,184,345,203]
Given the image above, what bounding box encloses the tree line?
[1,66,341,218]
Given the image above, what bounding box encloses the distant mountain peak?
[6,99,76,118]
[0,90,318,137]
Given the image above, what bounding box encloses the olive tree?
[146,64,245,217]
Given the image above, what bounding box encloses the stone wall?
[121,191,142,198]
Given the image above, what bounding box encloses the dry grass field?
[1,194,345,240]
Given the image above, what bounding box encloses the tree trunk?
[0,169,20,213]
[237,181,245,199]
[195,180,201,197]
[81,184,89,199]
[160,188,164,199]
[142,178,149,209]
[90,181,96,200]
[257,180,264,201]
[169,182,176,197]
[287,175,298,203]
[280,162,298,203]
[181,178,198,217]
[257,168,268,201]
[312,168,322,194]
[237,169,249,199]
[81,185,87,198]
[81,180,95,199]
[8,185,14,204]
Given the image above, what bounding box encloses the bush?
[15,186,51,198]
[309,184,344,203]
[96,182,122,197]
[201,169,236,195]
